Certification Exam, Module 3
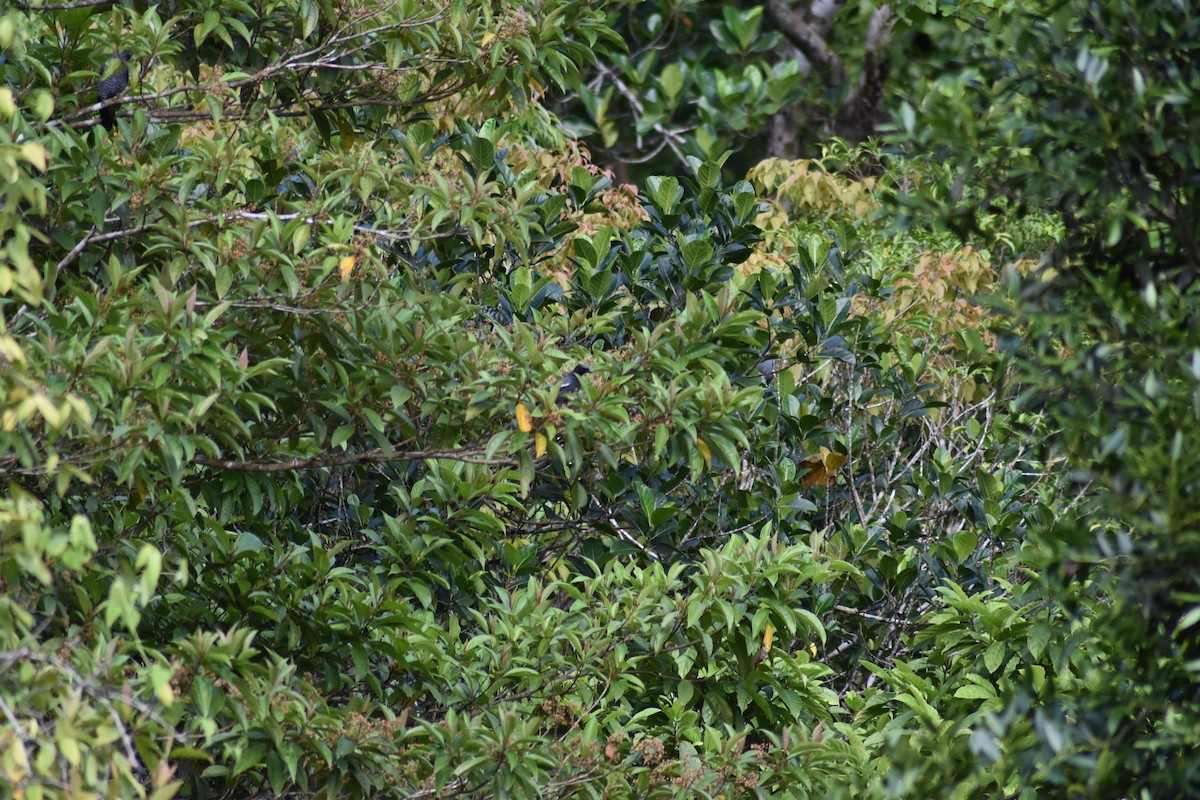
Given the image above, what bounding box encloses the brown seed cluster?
[345,710,407,741]
[631,736,664,765]
[170,662,194,694]
[539,696,579,726]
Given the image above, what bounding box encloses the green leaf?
[234,532,264,556]
[646,175,681,214]
[1027,622,1052,660]
[660,62,684,106]
[984,640,1006,673]
[469,136,495,169]
[954,683,997,700]
[232,743,267,777]
[510,266,532,311]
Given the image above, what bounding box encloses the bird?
[556,365,591,406]
[96,51,132,131]
[754,359,777,379]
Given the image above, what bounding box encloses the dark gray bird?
[96,51,132,131]
[557,365,591,406]
[754,359,777,378]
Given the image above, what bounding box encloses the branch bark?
[764,0,845,86]
[839,4,895,140]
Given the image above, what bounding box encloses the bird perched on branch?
[96,51,132,131]
[557,364,591,406]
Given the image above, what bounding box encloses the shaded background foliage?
[550,0,911,178]
[2,0,1199,798]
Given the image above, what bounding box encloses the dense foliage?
[551,0,906,176]
[892,0,1200,795]
[1,0,1197,798]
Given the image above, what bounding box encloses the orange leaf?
[515,402,533,433]
[799,457,826,488]
[339,255,357,282]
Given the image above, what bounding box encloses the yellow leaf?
[821,447,847,472]
[515,402,533,433]
[339,255,357,282]
[697,438,712,468]
[810,642,818,657]
[481,32,496,47]
[800,446,847,488]
[19,142,47,172]
[534,432,547,457]
[0,335,27,364]
[154,679,175,708]
[753,621,775,667]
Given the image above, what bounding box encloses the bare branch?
[809,0,843,33]
[54,209,430,274]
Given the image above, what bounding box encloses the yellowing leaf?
[19,142,48,172]
[697,438,712,468]
[481,32,496,47]
[821,447,847,472]
[800,446,847,488]
[0,335,27,364]
[515,402,533,433]
[339,255,357,282]
[753,620,775,667]
[154,678,175,708]
[534,432,548,457]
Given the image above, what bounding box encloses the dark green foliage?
[881,0,1200,796]
[4,0,1199,797]
[552,0,906,176]
[896,0,1200,284]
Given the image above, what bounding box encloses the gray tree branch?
[765,0,845,85]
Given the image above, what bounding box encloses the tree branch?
[54,208,437,274]
[841,4,895,120]
[765,0,845,85]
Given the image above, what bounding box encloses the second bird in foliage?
[557,365,591,406]
[96,51,132,131]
